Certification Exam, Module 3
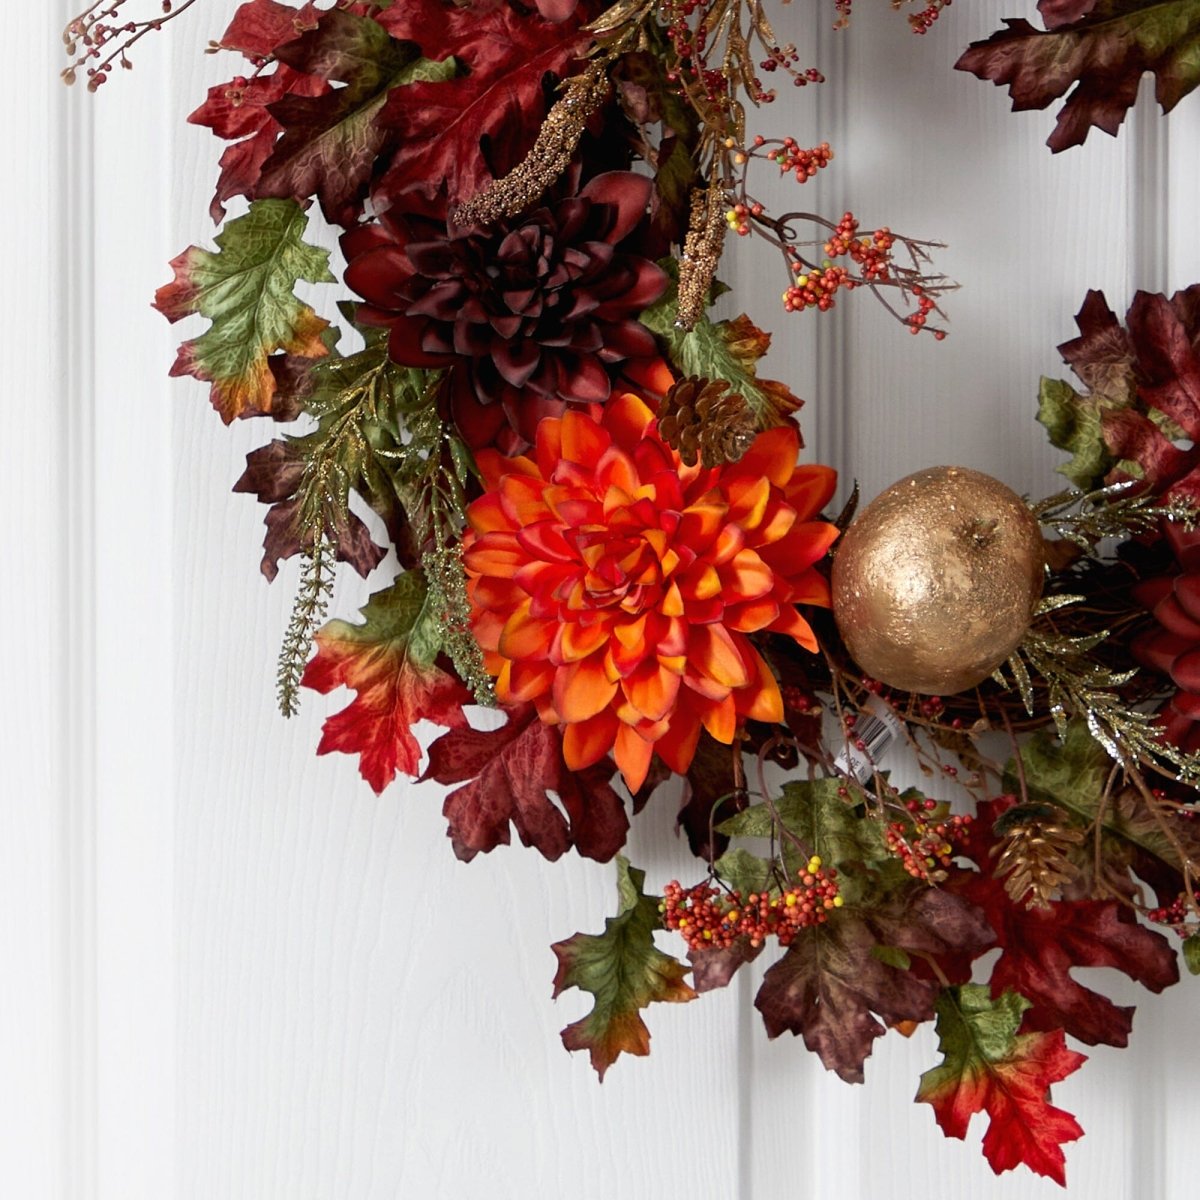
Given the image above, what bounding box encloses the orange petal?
[681,563,721,602]
[614,722,654,792]
[655,706,702,774]
[535,416,564,479]
[467,491,515,535]
[726,476,771,529]
[476,448,540,491]
[786,464,838,520]
[725,597,780,632]
[621,357,675,399]
[596,445,640,496]
[623,661,682,721]
[561,408,612,467]
[736,649,784,722]
[559,618,611,663]
[783,567,832,608]
[724,548,774,601]
[553,654,619,722]
[689,623,750,688]
[563,708,620,770]
[755,497,797,546]
[734,424,799,487]
[699,693,737,743]
[603,391,656,446]
[677,499,726,550]
[502,658,556,702]
[500,472,553,526]
[767,605,819,652]
[661,580,685,617]
[498,599,557,661]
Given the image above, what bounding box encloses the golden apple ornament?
[831,466,1045,695]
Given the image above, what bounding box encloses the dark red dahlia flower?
[1132,522,1200,752]
[342,171,668,453]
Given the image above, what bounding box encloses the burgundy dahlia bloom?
[1132,522,1200,752]
[342,171,667,453]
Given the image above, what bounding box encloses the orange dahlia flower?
[462,392,839,791]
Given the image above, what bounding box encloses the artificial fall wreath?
[65,0,1200,1184]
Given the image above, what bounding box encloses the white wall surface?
[5,1,1199,1196]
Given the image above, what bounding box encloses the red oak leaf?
[372,4,589,215]
[422,704,630,862]
[302,572,471,793]
[754,887,994,1083]
[948,798,1179,1046]
[918,985,1086,1185]
[218,0,321,57]
[551,857,696,1079]
[956,0,1200,152]
[255,9,458,226]
[189,2,325,221]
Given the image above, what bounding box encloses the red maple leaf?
[422,704,630,862]
[301,573,471,793]
[948,798,1179,1046]
[918,985,1086,1185]
[372,3,589,215]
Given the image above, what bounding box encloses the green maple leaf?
[917,985,1087,1184]
[641,266,802,430]
[958,0,1200,152]
[551,856,696,1079]
[155,198,335,422]
[1037,376,1123,489]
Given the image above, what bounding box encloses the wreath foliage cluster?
[65,0,1200,1182]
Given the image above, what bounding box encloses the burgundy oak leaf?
[956,0,1200,152]
[422,704,630,862]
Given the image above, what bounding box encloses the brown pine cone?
[658,375,756,468]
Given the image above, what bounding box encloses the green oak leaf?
[1184,935,1200,974]
[641,264,801,430]
[1037,376,1121,490]
[155,198,335,422]
[551,856,696,1079]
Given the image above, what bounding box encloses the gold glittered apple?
[830,466,1045,695]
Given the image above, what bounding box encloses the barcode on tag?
[833,697,903,782]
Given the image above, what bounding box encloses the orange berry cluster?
[662,857,844,952]
[824,213,895,281]
[783,263,853,313]
[886,797,974,883]
[761,136,834,181]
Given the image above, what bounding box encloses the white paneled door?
[7,1,1200,1197]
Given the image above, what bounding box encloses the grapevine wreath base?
[65,0,1200,1182]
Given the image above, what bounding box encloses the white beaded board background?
[5,1,1200,1197]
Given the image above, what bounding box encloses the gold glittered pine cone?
[658,375,756,468]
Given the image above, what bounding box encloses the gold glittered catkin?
[450,64,611,227]
[831,466,1045,695]
[675,186,728,330]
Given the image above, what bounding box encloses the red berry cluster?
[909,0,951,34]
[758,44,825,89]
[662,857,843,952]
[765,138,834,182]
[886,797,973,883]
[1149,893,1197,936]
[906,287,943,337]
[662,0,769,104]
[725,199,762,237]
